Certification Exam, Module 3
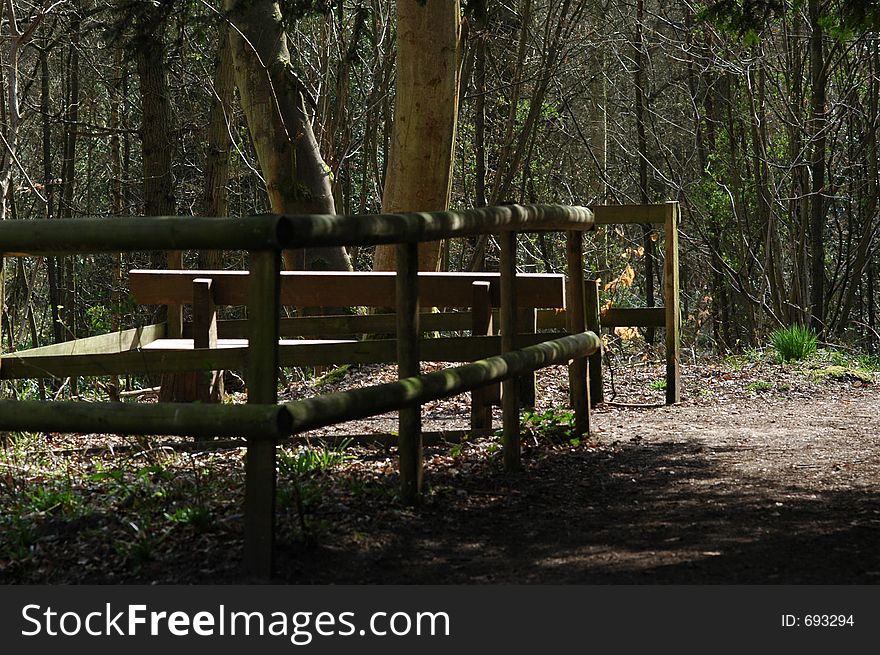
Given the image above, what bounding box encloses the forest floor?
[2,346,879,584]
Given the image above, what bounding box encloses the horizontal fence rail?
[278,204,595,247]
[0,215,290,256]
[0,204,594,255]
[285,332,601,433]
[0,400,291,439]
[0,332,599,441]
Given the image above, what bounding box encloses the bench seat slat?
[129,270,566,309]
[141,338,356,350]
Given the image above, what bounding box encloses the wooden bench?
[128,269,570,430]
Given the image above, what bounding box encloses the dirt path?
[274,365,880,584]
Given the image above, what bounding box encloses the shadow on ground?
[273,438,880,584]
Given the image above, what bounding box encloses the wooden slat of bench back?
[128,270,566,309]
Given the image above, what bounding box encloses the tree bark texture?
[199,31,236,270]
[137,31,175,220]
[373,0,462,272]
[137,25,188,400]
[224,0,350,272]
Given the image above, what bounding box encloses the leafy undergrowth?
[0,349,877,584]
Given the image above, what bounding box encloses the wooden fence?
[0,202,679,578]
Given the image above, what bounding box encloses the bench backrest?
[129,270,567,310]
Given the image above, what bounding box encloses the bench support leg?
[193,278,223,404]
[158,251,188,403]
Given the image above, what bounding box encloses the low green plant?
[25,484,80,515]
[649,379,667,391]
[746,380,773,392]
[0,516,37,560]
[118,520,157,567]
[857,353,880,372]
[164,505,211,530]
[2,431,43,467]
[89,462,176,506]
[276,441,356,543]
[521,408,578,444]
[770,324,818,362]
[277,439,356,476]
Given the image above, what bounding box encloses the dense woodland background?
[2,0,880,395]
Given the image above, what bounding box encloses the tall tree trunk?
[109,47,124,331]
[41,46,63,346]
[784,12,809,324]
[136,24,178,342]
[808,0,827,333]
[474,27,487,209]
[634,0,656,343]
[869,259,877,350]
[686,13,728,350]
[835,42,879,335]
[489,0,533,206]
[373,0,462,272]
[137,24,187,401]
[0,2,24,223]
[60,13,80,352]
[747,62,786,324]
[224,0,350,272]
[59,9,81,395]
[137,32,175,219]
[199,31,235,270]
[137,25,179,320]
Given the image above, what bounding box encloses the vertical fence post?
[397,241,422,503]
[470,280,493,430]
[566,231,590,436]
[244,249,281,579]
[584,278,603,406]
[664,201,681,404]
[499,230,520,471]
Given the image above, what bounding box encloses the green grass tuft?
[770,324,818,363]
